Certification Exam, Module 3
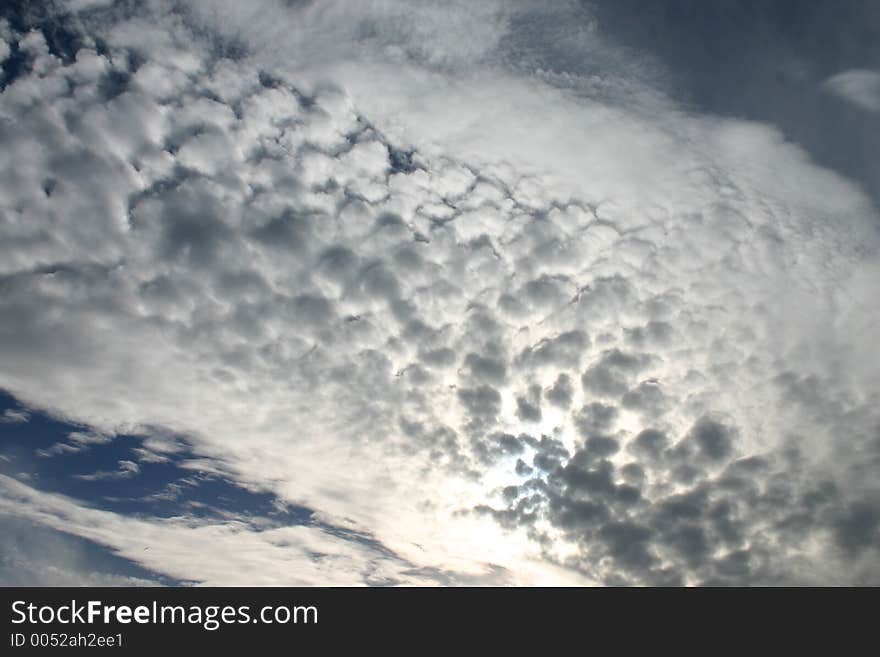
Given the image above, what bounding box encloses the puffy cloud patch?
[0,0,878,585]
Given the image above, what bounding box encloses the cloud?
[1,408,29,423]
[0,0,877,585]
[824,69,880,112]
[0,513,163,586]
[74,459,140,481]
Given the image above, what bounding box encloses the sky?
[0,0,878,586]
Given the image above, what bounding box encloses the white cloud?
[0,0,878,585]
[824,69,880,112]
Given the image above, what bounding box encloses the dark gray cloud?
[515,385,543,423]
[581,349,652,398]
[480,413,880,585]
[573,402,618,437]
[545,373,574,409]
